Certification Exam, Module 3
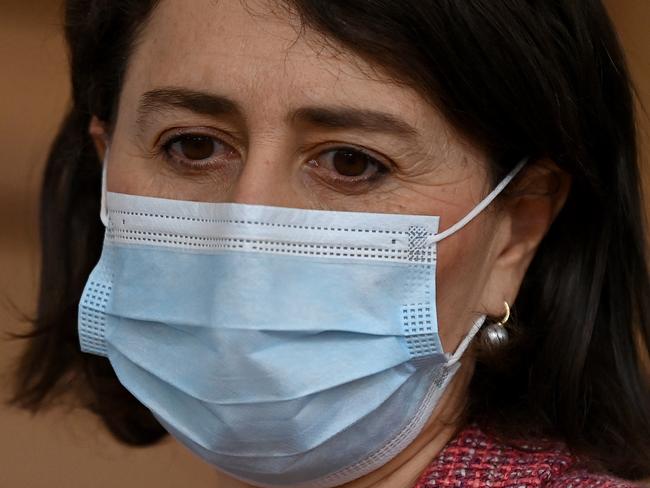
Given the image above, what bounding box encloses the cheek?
[434,221,496,353]
[105,151,145,195]
[105,147,162,197]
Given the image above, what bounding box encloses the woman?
[11,0,650,486]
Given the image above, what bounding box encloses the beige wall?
[0,2,648,487]
[609,0,650,197]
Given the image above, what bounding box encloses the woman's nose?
[227,146,302,208]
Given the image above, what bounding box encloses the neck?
[213,361,474,488]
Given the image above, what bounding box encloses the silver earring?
[482,301,510,348]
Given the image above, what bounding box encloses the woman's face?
[102,0,531,352]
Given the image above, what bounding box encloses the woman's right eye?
[161,133,239,170]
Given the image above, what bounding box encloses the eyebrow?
[137,88,242,128]
[137,87,420,140]
[290,106,419,140]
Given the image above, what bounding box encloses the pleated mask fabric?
[79,158,526,487]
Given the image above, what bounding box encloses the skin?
[90,0,570,486]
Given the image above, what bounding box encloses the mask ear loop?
[100,147,110,227]
[447,314,486,365]
[427,157,528,245]
[430,157,527,364]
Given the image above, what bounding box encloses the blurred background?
[0,1,648,487]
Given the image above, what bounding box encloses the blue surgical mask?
[79,158,525,488]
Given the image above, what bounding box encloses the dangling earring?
[481,301,510,348]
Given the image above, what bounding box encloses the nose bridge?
[228,136,299,207]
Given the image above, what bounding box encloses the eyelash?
[306,146,390,187]
[156,130,392,187]
[158,129,237,170]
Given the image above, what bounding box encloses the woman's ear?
[89,116,109,162]
[480,159,571,317]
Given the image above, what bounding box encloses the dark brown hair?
[10,0,650,480]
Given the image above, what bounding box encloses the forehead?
[121,0,443,132]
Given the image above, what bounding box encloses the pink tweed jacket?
[414,425,640,487]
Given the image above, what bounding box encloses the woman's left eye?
[309,148,389,183]
[161,133,238,168]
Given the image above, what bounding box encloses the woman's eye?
[161,133,238,168]
[311,148,389,182]
[172,135,216,160]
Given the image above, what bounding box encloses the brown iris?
[176,135,215,160]
[332,149,371,177]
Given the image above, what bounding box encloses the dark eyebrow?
[137,88,242,128]
[137,87,420,141]
[290,106,420,140]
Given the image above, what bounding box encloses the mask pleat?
[108,343,415,456]
[107,244,418,336]
[107,317,416,404]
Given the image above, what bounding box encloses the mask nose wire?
[425,157,528,245]
[100,147,110,227]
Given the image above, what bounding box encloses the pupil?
[180,136,214,160]
[332,150,368,177]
